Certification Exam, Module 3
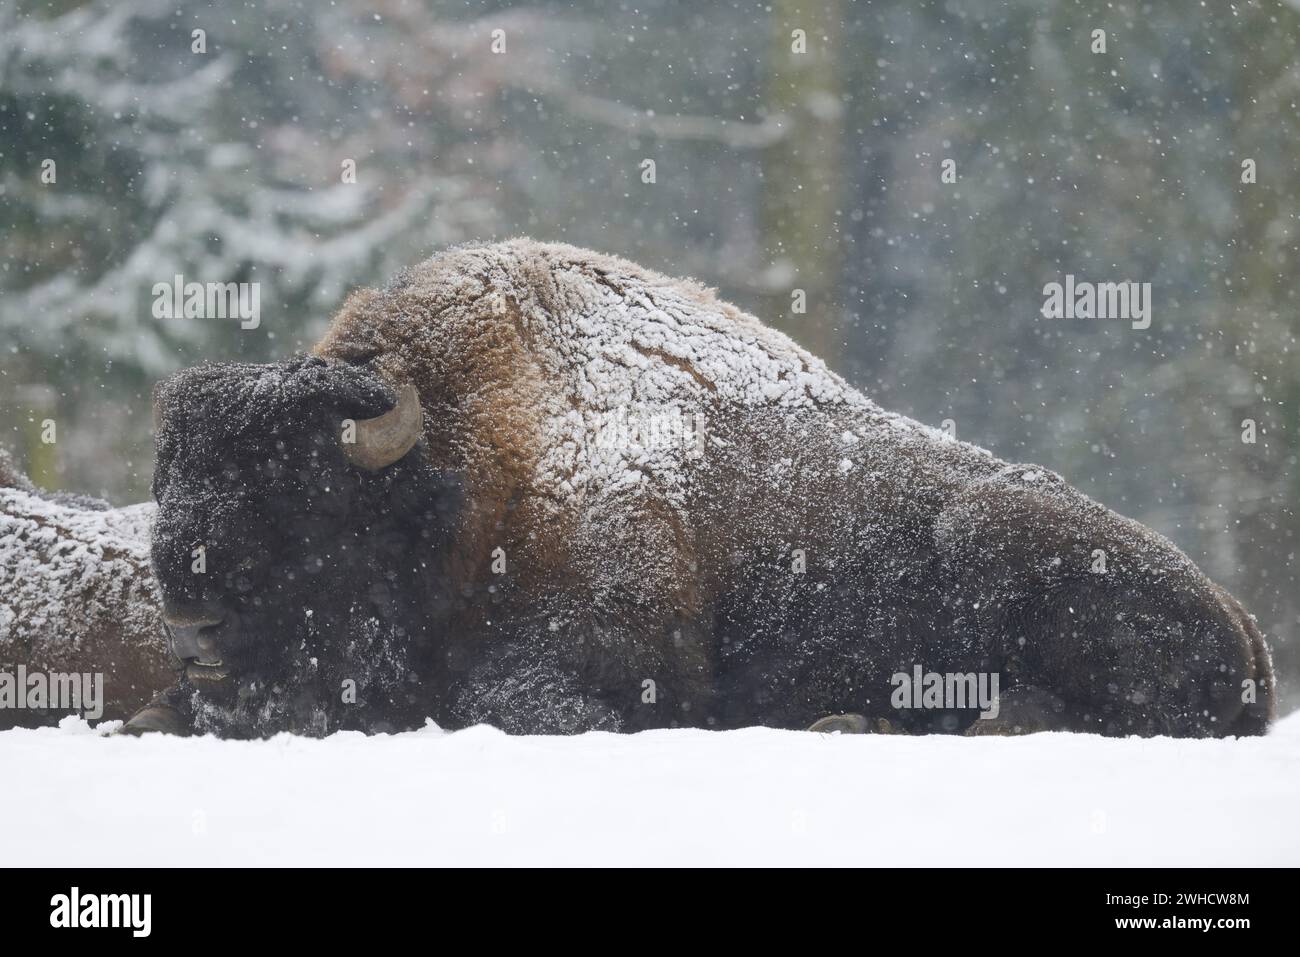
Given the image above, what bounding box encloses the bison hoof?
[963,686,1068,736]
[808,713,892,734]
[119,704,191,737]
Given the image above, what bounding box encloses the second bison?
[132,240,1273,738]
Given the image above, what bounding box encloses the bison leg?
[117,688,193,737]
[448,644,628,734]
[1004,578,1267,737]
[936,478,1271,738]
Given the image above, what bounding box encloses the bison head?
[150,356,461,737]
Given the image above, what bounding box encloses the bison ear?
[150,380,179,499]
[342,383,424,471]
[151,376,185,436]
[152,383,164,434]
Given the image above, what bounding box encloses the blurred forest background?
[1,0,1297,707]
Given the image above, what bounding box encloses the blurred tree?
[761,0,844,358]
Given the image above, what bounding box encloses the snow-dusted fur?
[148,240,1272,737]
[0,449,171,727]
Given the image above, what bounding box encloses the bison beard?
[136,240,1274,739]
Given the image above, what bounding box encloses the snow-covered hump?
[527,253,879,507]
[338,240,980,516]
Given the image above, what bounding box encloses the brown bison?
[1,448,172,728]
[128,240,1273,738]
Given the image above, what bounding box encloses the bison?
[127,240,1274,738]
[1,448,172,728]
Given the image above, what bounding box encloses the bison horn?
[343,382,424,470]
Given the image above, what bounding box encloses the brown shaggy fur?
[0,450,172,728]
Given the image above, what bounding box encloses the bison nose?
[163,607,228,664]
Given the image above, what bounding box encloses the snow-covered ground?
[4,712,1298,867]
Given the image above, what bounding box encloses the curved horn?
[343,382,424,470]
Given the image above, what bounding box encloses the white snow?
[2,712,1296,866]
